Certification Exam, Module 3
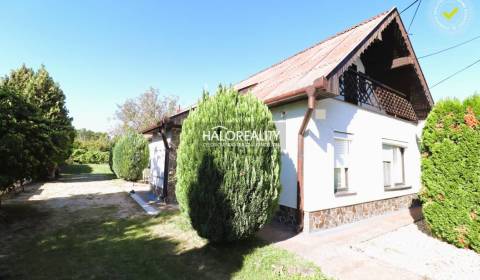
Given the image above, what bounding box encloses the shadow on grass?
[57,164,116,182]
[1,179,324,279]
[0,203,49,227]
[57,173,116,183]
[0,208,269,280]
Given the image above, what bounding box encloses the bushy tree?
[420,95,480,252]
[112,87,179,136]
[1,65,75,177]
[112,132,149,181]
[0,87,51,193]
[176,86,281,243]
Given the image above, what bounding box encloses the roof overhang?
[325,7,434,107]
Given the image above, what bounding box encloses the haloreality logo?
[202,125,281,148]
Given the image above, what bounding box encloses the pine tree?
[176,86,281,242]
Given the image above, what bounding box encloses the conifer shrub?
[176,86,281,243]
[112,132,149,181]
[420,95,480,252]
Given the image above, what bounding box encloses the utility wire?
[419,35,480,59]
[400,0,420,14]
[407,0,422,32]
[431,58,480,88]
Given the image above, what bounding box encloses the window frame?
[382,143,406,189]
[333,132,353,194]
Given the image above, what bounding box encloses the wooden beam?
[391,56,413,69]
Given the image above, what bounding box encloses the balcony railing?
[339,70,418,122]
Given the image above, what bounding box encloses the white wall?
[272,101,306,208]
[148,133,166,188]
[272,98,423,212]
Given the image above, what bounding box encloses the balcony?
[339,70,418,122]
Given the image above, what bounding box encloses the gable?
[234,7,433,116]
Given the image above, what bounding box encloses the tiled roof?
[234,8,394,104]
[142,7,435,134]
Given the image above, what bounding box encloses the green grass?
[61,163,113,175]
[0,205,328,280]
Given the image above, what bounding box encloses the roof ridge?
[235,7,394,87]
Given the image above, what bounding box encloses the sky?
[0,0,478,132]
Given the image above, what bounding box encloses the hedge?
[420,95,480,252]
[70,148,109,164]
[112,132,149,181]
[176,86,281,242]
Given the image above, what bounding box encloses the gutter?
[296,77,327,232]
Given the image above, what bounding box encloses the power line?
[419,35,480,59]
[400,0,420,14]
[431,58,480,88]
[407,0,422,32]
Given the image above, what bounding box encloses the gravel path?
[6,174,141,221]
[260,209,480,280]
[354,221,480,280]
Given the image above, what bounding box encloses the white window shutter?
[382,144,393,162]
[334,139,349,167]
[393,147,403,183]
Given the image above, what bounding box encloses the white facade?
[148,133,166,189]
[272,97,423,212]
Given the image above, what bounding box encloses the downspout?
[297,86,317,232]
[159,123,170,201]
[296,77,328,232]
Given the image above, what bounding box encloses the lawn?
[60,163,114,175]
[0,204,328,280]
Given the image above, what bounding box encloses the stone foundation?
[308,194,419,231]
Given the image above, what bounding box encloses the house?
[142,107,189,203]
[142,7,433,232]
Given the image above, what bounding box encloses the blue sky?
[0,0,478,132]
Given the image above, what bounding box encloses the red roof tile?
[234,8,394,104]
[142,7,435,134]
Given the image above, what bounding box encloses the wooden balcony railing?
[339,70,418,122]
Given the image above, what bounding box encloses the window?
[382,144,405,188]
[334,137,350,192]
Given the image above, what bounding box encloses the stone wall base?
[307,193,419,232]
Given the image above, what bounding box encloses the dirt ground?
[2,174,142,226]
[0,172,328,280]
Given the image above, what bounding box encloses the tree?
[1,65,75,177]
[176,86,281,242]
[112,87,178,135]
[0,87,52,194]
[420,95,480,252]
[112,132,149,181]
